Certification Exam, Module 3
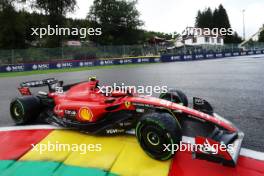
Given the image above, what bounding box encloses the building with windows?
[174,27,224,47]
[183,35,224,46]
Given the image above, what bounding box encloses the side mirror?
[193,97,214,115]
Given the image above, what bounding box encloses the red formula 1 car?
[10,77,244,166]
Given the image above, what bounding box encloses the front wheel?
[10,96,42,125]
[136,112,182,160]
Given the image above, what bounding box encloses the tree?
[195,10,202,27]
[225,32,242,43]
[196,5,231,30]
[32,0,77,47]
[32,0,76,16]
[259,29,264,42]
[195,8,214,29]
[0,0,17,8]
[22,11,48,45]
[213,4,231,29]
[0,1,26,49]
[195,4,242,44]
[88,0,143,45]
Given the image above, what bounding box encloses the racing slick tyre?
[136,112,182,161]
[159,89,188,106]
[10,96,42,125]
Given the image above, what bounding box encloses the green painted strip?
[53,164,114,176]
[0,160,119,176]
[0,160,14,172]
[1,160,59,176]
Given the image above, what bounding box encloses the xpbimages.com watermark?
[31,25,102,39]
[54,83,169,96]
[97,83,169,96]
[171,27,234,39]
[31,141,102,154]
[163,140,234,155]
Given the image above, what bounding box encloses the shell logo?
[79,107,93,121]
[125,101,131,109]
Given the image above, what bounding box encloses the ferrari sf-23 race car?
[10,77,244,166]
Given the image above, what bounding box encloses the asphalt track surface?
[0,55,263,152]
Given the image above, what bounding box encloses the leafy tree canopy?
[195,4,241,43]
[259,28,264,42]
[87,0,143,45]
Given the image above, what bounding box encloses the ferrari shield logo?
[79,107,93,121]
[125,101,131,109]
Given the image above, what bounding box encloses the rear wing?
[20,78,60,88]
[18,78,63,95]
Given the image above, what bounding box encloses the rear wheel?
[136,112,182,160]
[10,96,42,125]
[160,89,188,106]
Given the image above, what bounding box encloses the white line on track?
[0,125,62,131]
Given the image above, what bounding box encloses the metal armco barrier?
[0,49,264,73]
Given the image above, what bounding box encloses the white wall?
[184,36,223,46]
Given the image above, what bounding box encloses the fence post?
[11,49,14,64]
[123,45,125,57]
[61,46,64,60]
[155,43,158,56]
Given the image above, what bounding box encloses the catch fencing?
[1,49,264,73]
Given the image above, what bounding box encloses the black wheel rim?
[11,101,24,122]
[139,123,173,159]
[147,131,160,146]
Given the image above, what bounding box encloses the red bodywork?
[17,78,243,166]
[48,80,237,132]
